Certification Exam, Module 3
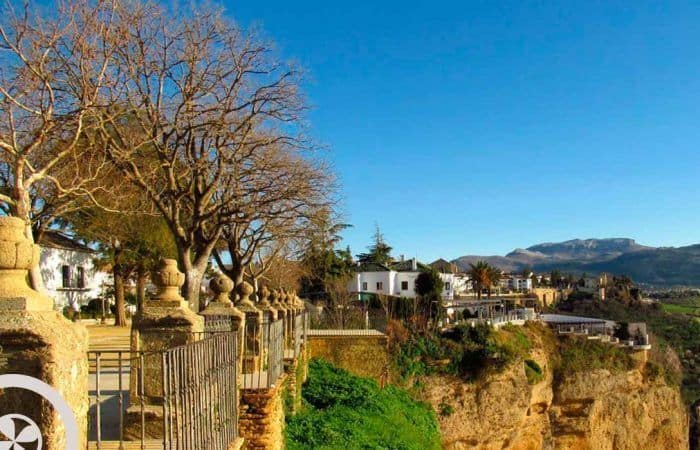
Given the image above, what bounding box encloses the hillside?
[452,238,700,287]
[402,323,688,449]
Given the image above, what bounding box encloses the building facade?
[39,231,111,310]
[350,258,455,300]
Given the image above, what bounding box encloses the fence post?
[0,216,89,449]
[282,290,296,348]
[257,285,279,322]
[236,281,263,373]
[125,258,204,440]
[200,273,245,382]
[271,289,289,348]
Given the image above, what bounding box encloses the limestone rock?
[420,328,688,450]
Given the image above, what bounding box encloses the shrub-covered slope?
[286,359,441,450]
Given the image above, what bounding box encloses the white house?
[39,230,111,311]
[452,274,473,296]
[499,273,533,292]
[349,258,455,301]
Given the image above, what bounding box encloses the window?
[362,282,368,291]
[444,282,451,291]
[62,265,86,289]
[376,282,383,290]
[76,267,85,289]
[401,281,409,290]
[62,265,71,288]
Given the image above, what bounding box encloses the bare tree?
[99,3,307,309]
[0,0,119,290]
[213,144,334,292]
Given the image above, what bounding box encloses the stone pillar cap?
[236,281,259,314]
[0,216,51,310]
[149,259,188,308]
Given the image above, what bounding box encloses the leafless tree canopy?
[0,0,337,307]
[0,0,121,288]
[95,1,326,308]
[214,143,335,289]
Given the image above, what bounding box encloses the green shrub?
[644,361,663,381]
[558,338,636,376]
[524,359,544,384]
[286,359,441,450]
[395,324,537,382]
[438,402,454,416]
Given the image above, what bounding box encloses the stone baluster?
[0,216,89,449]
[271,288,287,317]
[257,285,278,322]
[126,258,204,439]
[271,289,288,347]
[200,273,245,391]
[236,281,263,373]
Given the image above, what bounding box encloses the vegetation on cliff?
[399,320,688,449]
[391,321,553,383]
[285,359,441,450]
[555,296,692,400]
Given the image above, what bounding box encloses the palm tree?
[486,266,502,298]
[468,261,490,300]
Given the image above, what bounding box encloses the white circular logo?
[0,414,42,449]
[0,375,78,450]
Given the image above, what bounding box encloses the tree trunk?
[227,259,245,301]
[179,247,210,312]
[114,268,127,327]
[136,269,147,311]
[14,189,46,295]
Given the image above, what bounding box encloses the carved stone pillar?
[201,273,245,367]
[257,285,278,322]
[0,216,89,449]
[126,258,204,438]
[236,281,263,373]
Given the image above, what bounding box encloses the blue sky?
[230,0,700,261]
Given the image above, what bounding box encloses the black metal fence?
[87,350,142,445]
[241,318,284,389]
[293,313,303,357]
[88,332,239,449]
[162,332,238,450]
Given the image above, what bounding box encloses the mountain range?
[450,238,700,287]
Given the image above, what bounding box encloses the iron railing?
[162,332,238,450]
[293,313,303,357]
[303,311,310,343]
[87,349,150,448]
[88,332,239,449]
[241,318,284,389]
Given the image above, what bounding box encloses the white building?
[452,274,473,296]
[349,258,455,301]
[39,231,111,310]
[499,273,533,292]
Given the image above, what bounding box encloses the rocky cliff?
[418,331,688,449]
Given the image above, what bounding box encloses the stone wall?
[532,288,570,308]
[239,379,286,450]
[284,343,309,415]
[308,331,388,381]
[0,311,88,450]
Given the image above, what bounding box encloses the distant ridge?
[451,238,700,287]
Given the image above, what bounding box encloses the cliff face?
[420,338,688,449]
